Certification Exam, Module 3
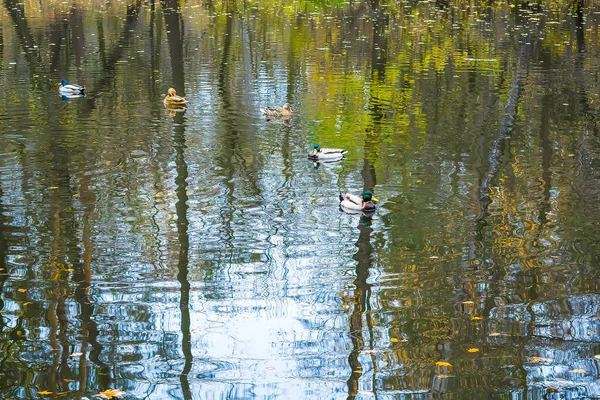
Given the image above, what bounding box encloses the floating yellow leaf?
[489,332,502,337]
[435,361,452,367]
[37,391,53,395]
[98,389,126,399]
[18,288,26,293]
[429,256,439,259]
[462,301,474,305]
[569,369,586,373]
[467,348,480,353]
[49,186,59,190]
[568,154,575,157]
[73,193,80,197]
[528,356,552,363]
[470,317,483,321]
[390,338,399,343]
[70,352,83,357]
[23,302,31,306]
[416,179,423,183]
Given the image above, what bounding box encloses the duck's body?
[164,88,187,107]
[339,190,378,212]
[308,144,347,162]
[261,103,292,118]
[59,80,85,95]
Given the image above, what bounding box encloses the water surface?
[1,0,600,398]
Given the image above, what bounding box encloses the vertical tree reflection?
[0,182,7,335]
[160,0,193,396]
[346,215,376,399]
[173,112,193,400]
[347,2,388,396]
[161,0,185,95]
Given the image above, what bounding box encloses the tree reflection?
[347,215,376,399]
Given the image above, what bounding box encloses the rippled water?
[1,0,600,398]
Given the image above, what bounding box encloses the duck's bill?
[313,149,318,155]
[372,196,379,203]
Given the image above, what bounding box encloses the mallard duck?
[308,144,347,161]
[59,80,85,95]
[339,190,378,212]
[164,88,187,107]
[261,103,292,118]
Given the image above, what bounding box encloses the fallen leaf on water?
[470,316,483,321]
[462,301,474,305]
[568,154,575,157]
[37,391,53,395]
[70,352,83,357]
[23,302,31,306]
[390,338,399,343]
[429,256,439,259]
[437,374,454,379]
[18,288,26,293]
[569,369,586,373]
[528,356,552,363]
[467,348,480,353]
[49,186,59,190]
[98,389,126,399]
[416,179,423,183]
[435,361,452,367]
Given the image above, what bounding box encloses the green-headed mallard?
[164,88,187,107]
[261,103,291,118]
[339,190,378,212]
[308,144,347,162]
[59,80,85,95]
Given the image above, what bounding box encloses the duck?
[308,144,347,162]
[163,88,187,107]
[339,190,378,212]
[261,103,292,118]
[58,80,85,95]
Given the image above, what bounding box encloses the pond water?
[1,0,600,398]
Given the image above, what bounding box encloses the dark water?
[1,0,600,398]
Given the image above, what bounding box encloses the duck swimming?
[163,88,187,107]
[339,190,378,212]
[59,80,85,95]
[308,144,347,162]
[261,103,292,118]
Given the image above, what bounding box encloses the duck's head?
[313,143,321,155]
[363,190,378,202]
[61,79,68,87]
[167,88,177,97]
[283,103,291,112]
